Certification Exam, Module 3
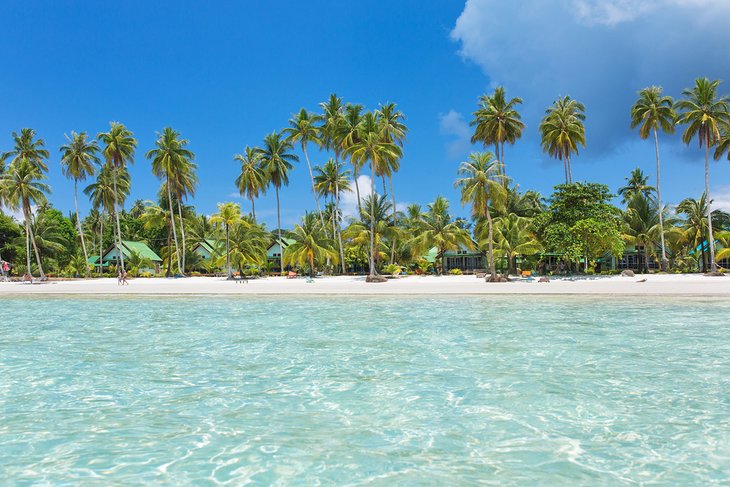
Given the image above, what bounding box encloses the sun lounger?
[287,271,297,279]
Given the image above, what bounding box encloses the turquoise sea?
[1,296,729,485]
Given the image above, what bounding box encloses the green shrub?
[448,268,463,275]
[383,263,403,276]
[138,272,153,278]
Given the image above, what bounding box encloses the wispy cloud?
[438,109,471,161]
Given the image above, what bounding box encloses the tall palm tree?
[3,128,50,173]
[284,212,338,277]
[539,96,586,184]
[346,112,402,281]
[677,194,730,272]
[630,86,676,270]
[259,131,298,273]
[338,103,365,213]
[0,159,50,278]
[60,131,100,276]
[342,194,401,270]
[211,202,241,279]
[455,152,506,281]
[471,86,524,178]
[147,127,194,276]
[84,165,130,276]
[171,163,197,272]
[284,108,325,224]
[676,77,730,273]
[98,122,137,273]
[410,196,472,275]
[617,168,656,203]
[234,146,267,222]
[140,200,175,276]
[314,158,351,273]
[376,102,408,263]
[227,217,269,276]
[622,194,664,273]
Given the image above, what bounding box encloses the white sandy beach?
[0,274,728,296]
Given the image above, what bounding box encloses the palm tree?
[455,152,506,281]
[481,213,542,274]
[259,131,298,273]
[677,194,730,272]
[539,96,586,184]
[346,112,402,281]
[60,131,100,276]
[234,146,267,222]
[376,102,408,263]
[3,128,50,173]
[227,217,269,276]
[676,78,730,273]
[141,200,176,276]
[98,122,137,273]
[84,165,130,276]
[622,194,664,273]
[284,212,338,277]
[313,158,351,273]
[471,86,524,177]
[211,202,241,279]
[338,103,365,213]
[171,159,197,273]
[343,194,402,271]
[409,196,472,275]
[147,127,195,276]
[630,86,676,270]
[0,159,50,278]
[284,108,325,223]
[617,168,656,203]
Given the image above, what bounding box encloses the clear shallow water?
[1,296,729,485]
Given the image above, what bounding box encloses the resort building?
[92,240,163,274]
[423,244,487,273]
[267,237,295,272]
[191,239,223,260]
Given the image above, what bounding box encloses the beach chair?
[305,276,314,283]
[287,271,297,279]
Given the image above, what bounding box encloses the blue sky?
[2,0,730,227]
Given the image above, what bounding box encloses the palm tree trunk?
[166,230,172,277]
[251,196,256,224]
[486,205,496,281]
[567,155,573,184]
[562,156,569,185]
[24,209,32,277]
[225,224,231,279]
[501,141,506,179]
[705,144,717,273]
[653,128,668,271]
[111,170,125,273]
[303,145,327,229]
[354,167,362,217]
[27,207,45,278]
[276,186,283,274]
[389,176,398,265]
[644,246,650,274]
[177,200,186,274]
[74,179,90,277]
[99,216,104,277]
[368,163,377,277]
[166,181,183,275]
[335,182,346,275]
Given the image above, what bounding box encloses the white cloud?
[340,175,370,218]
[438,109,471,161]
[711,186,730,213]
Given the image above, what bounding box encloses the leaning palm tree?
[409,196,472,275]
[258,131,298,273]
[455,152,506,281]
[284,108,325,223]
[471,86,524,178]
[617,168,656,203]
[98,122,137,273]
[284,212,338,277]
[313,158,351,273]
[147,127,194,276]
[0,159,50,278]
[211,202,241,279]
[676,77,730,273]
[539,96,586,184]
[234,146,267,222]
[60,131,100,276]
[3,128,50,173]
[630,86,676,270]
[677,194,730,272]
[338,103,365,213]
[346,112,402,281]
[170,164,197,272]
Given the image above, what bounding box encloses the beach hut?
[97,240,162,274]
[423,242,486,274]
[267,237,295,272]
[191,239,223,260]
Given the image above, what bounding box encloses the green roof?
[197,239,223,253]
[119,241,162,262]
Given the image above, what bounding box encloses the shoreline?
[1,274,729,296]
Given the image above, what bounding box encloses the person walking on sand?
[117,270,122,286]
[122,270,129,285]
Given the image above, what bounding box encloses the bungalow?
[191,239,223,260]
[267,237,295,271]
[423,243,486,273]
[92,240,163,274]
